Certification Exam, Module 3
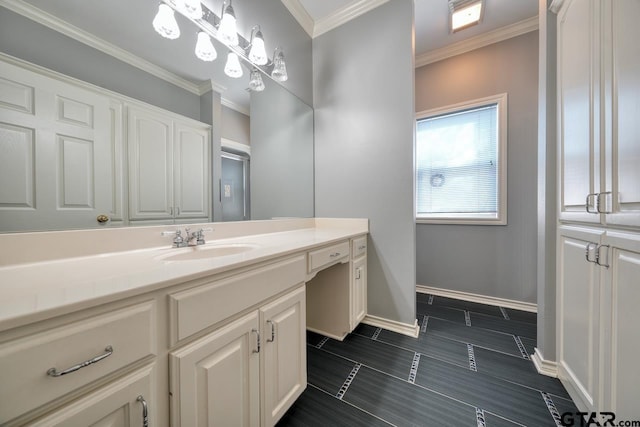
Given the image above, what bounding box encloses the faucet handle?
[196,228,213,245]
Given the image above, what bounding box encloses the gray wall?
[250,79,314,219]
[415,32,539,304]
[221,106,250,146]
[313,0,417,327]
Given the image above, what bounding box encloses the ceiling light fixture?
[271,47,288,82]
[449,0,484,32]
[218,0,239,47]
[248,26,268,66]
[152,3,180,39]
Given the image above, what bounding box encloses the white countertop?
[0,220,368,332]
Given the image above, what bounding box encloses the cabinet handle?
[585,242,598,263]
[596,192,612,214]
[46,346,113,377]
[169,207,173,216]
[596,244,610,268]
[329,252,341,258]
[252,329,261,353]
[136,395,149,427]
[176,207,180,216]
[266,320,275,342]
[358,245,366,250]
[585,193,598,214]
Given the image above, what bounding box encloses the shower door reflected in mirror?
[221,152,250,222]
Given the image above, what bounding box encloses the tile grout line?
[476,408,487,427]
[336,363,361,400]
[541,391,563,426]
[371,327,382,340]
[467,344,477,372]
[421,315,429,333]
[513,335,531,360]
[500,307,510,320]
[316,336,329,349]
[408,352,421,383]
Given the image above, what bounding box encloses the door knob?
[96,214,110,223]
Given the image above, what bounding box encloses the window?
[416,93,507,224]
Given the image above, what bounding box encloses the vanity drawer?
[352,236,367,259]
[308,241,350,273]
[0,301,156,424]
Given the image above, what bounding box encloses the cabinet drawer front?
[308,241,350,273]
[0,301,156,424]
[352,236,367,259]
[169,255,306,344]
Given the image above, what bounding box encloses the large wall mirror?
[0,0,314,233]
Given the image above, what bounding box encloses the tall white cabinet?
[555,0,640,418]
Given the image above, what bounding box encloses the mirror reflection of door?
[221,152,250,221]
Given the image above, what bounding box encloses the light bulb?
[224,52,243,78]
[218,3,239,46]
[195,32,217,62]
[271,50,288,82]
[152,4,180,40]
[248,29,268,65]
[249,69,265,92]
[182,0,203,19]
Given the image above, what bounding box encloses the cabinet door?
[0,60,113,232]
[29,364,155,427]
[351,256,367,330]
[604,0,640,229]
[260,285,306,426]
[557,0,602,224]
[170,311,260,427]
[128,106,173,220]
[601,232,640,418]
[174,122,210,219]
[557,226,604,412]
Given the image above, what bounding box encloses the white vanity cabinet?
[350,236,368,331]
[127,106,211,223]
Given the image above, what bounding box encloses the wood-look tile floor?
[277,293,577,427]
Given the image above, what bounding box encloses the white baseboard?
[531,348,558,378]
[362,315,419,338]
[416,285,537,313]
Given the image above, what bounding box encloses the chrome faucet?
[161,229,188,248]
[162,228,213,248]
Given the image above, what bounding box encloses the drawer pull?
[267,320,275,342]
[46,345,113,377]
[329,252,341,258]
[358,245,366,250]
[137,395,149,427]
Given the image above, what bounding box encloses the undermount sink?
[158,244,258,262]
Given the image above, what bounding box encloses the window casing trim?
[415,93,508,225]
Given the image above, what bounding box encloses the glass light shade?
[195,32,217,62]
[451,1,482,31]
[271,52,288,82]
[248,30,268,65]
[249,69,265,92]
[152,4,180,39]
[182,0,203,19]
[224,52,243,78]
[218,4,239,46]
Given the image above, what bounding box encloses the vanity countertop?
[0,218,368,332]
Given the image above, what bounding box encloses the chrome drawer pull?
[585,242,597,263]
[329,252,341,258]
[358,245,366,250]
[252,329,261,353]
[267,320,275,342]
[585,193,598,214]
[137,395,149,427]
[46,346,113,377]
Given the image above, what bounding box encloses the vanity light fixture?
[224,51,243,78]
[449,0,484,32]
[195,31,217,61]
[249,68,265,91]
[176,0,203,19]
[218,0,239,47]
[271,47,288,82]
[152,3,180,39]
[248,26,268,65]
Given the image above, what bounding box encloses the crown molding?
[0,0,205,95]
[198,79,227,96]
[221,98,250,116]
[313,0,390,38]
[280,0,314,37]
[415,16,539,68]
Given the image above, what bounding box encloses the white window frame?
[415,93,508,225]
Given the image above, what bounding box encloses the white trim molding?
[280,0,315,37]
[415,16,539,68]
[221,98,250,116]
[221,138,251,155]
[532,348,558,378]
[362,315,420,338]
[416,285,538,313]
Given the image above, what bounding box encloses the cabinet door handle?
[585,242,597,263]
[47,346,113,377]
[252,329,261,353]
[329,252,341,258]
[266,320,275,342]
[596,244,610,268]
[596,192,612,214]
[176,207,180,216]
[136,395,149,427]
[169,207,173,216]
[358,245,366,250]
[585,193,598,214]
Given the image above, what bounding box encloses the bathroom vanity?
[0,218,368,426]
